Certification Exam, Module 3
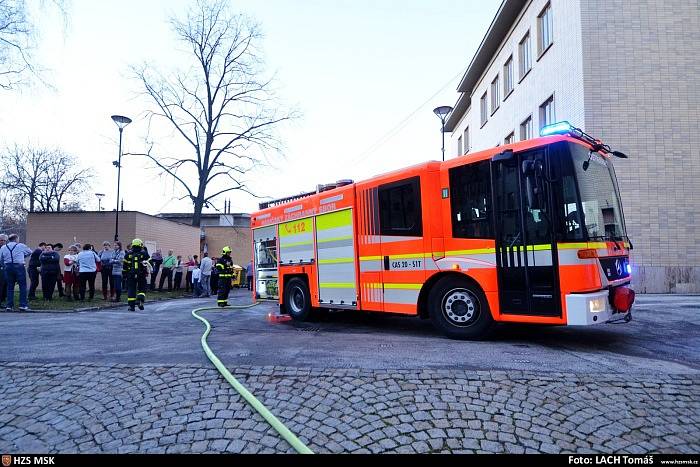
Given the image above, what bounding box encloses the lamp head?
[433,105,453,120]
[111,115,132,129]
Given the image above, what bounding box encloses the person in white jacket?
[199,253,213,297]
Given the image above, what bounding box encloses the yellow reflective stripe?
[280,240,314,248]
[319,282,355,289]
[389,253,425,260]
[557,242,608,250]
[317,235,353,244]
[360,254,425,260]
[383,283,422,290]
[316,209,352,230]
[318,258,354,265]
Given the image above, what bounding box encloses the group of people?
[0,232,252,312]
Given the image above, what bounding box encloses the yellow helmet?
[132,238,144,247]
[222,246,232,254]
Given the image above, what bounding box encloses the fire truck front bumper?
[565,287,633,326]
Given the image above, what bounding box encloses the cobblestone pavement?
[0,363,698,454]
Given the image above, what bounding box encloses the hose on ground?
[191,303,314,454]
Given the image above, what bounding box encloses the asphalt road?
[1,291,698,375]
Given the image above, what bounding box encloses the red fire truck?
[250,122,635,339]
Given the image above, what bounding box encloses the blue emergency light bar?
[540,121,576,137]
[539,121,628,159]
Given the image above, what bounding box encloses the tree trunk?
[191,181,207,227]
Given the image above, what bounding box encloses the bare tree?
[0,0,68,90]
[0,144,90,212]
[131,0,293,227]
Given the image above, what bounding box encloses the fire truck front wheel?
[284,277,313,321]
[428,276,494,340]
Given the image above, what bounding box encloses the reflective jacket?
[215,254,234,277]
[123,247,150,278]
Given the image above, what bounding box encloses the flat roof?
[27,210,198,228]
[445,0,528,132]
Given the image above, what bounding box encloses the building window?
[463,127,470,153]
[480,92,488,126]
[520,115,533,140]
[519,31,531,79]
[504,132,515,145]
[503,56,514,97]
[539,95,555,128]
[490,75,500,114]
[449,161,493,239]
[378,177,423,237]
[538,3,553,56]
[458,136,463,156]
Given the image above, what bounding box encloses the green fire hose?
[191,304,314,454]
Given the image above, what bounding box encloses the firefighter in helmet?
[215,246,234,307]
[123,238,150,311]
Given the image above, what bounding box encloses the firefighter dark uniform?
[216,247,234,307]
[123,239,150,311]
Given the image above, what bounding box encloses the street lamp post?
[95,193,105,211]
[433,105,453,161]
[111,115,132,242]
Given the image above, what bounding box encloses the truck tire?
[428,276,494,340]
[284,277,312,321]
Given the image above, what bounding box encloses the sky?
[0,0,500,215]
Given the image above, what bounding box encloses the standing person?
[158,250,176,292]
[62,245,79,301]
[246,260,254,291]
[0,234,7,308]
[215,247,234,307]
[191,264,202,298]
[210,258,219,295]
[184,256,195,293]
[200,253,212,297]
[0,234,33,312]
[111,242,125,302]
[77,244,100,301]
[39,244,61,301]
[53,243,65,298]
[98,242,115,301]
[149,249,163,291]
[173,256,184,291]
[27,242,46,301]
[123,238,150,311]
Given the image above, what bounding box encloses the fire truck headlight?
[589,297,607,313]
[626,264,632,274]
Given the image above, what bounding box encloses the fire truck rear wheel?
[284,278,313,321]
[428,276,494,340]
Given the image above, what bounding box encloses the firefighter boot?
[138,295,145,311]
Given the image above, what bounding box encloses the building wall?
[451,0,586,155]
[203,226,252,267]
[132,213,201,259]
[26,212,200,290]
[580,0,700,293]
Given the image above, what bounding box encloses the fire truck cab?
[250,122,635,339]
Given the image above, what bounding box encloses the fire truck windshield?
[556,142,627,242]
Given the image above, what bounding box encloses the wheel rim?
[290,286,305,314]
[441,288,479,327]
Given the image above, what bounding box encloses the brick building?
[444,0,700,292]
[156,213,252,267]
[26,211,201,289]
